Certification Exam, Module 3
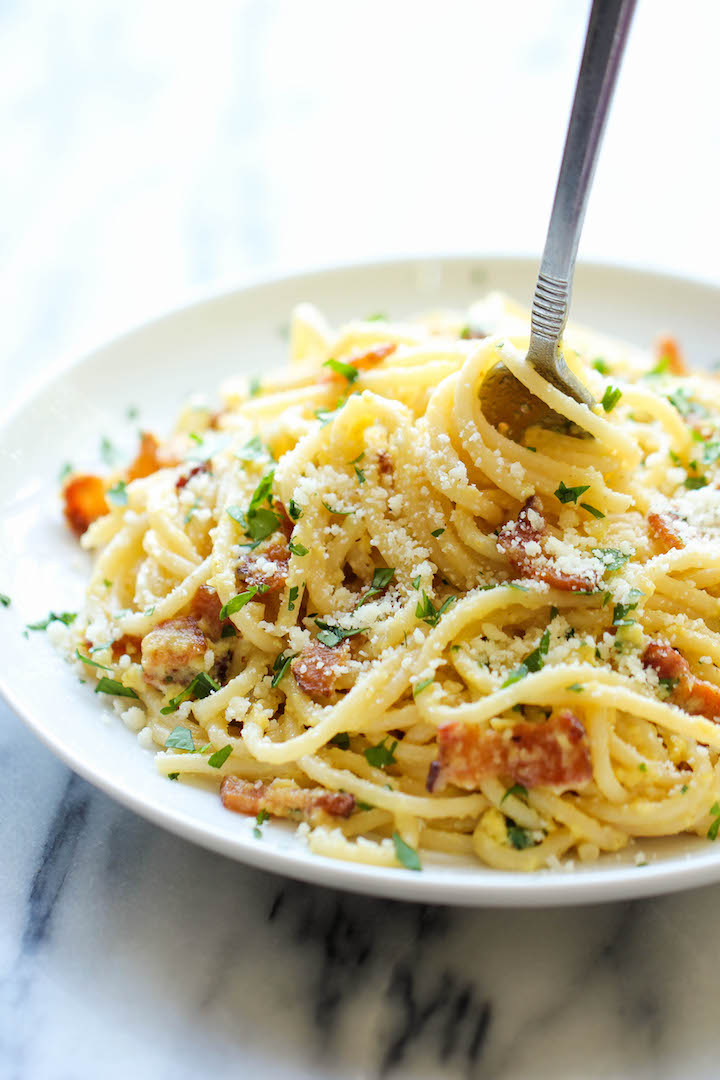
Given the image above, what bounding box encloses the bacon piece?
[111,635,141,662]
[497,496,601,592]
[292,640,348,699]
[62,474,109,535]
[238,539,290,593]
[189,585,227,640]
[648,512,686,552]
[643,642,720,720]
[427,710,592,793]
[656,336,687,376]
[127,432,181,481]
[176,462,210,490]
[141,616,207,688]
[221,776,355,824]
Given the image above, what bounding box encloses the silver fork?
[479,0,637,438]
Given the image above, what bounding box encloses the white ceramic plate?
[3,255,720,907]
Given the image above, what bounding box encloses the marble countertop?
[2,2,720,1077]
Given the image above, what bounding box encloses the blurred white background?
[2,0,718,397]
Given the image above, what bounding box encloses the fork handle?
[529,0,636,385]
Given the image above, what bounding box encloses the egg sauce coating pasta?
[60,293,720,872]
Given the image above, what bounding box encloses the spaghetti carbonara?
[58,294,720,872]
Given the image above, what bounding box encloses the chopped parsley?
[413,676,434,697]
[411,576,421,590]
[75,648,111,671]
[684,475,709,490]
[314,397,347,426]
[323,358,359,384]
[392,832,421,871]
[507,582,529,592]
[208,744,233,769]
[219,585,269,619]
[501,629,551,688]
[592,357,610,374]
[254,808,270,838]
[612,593,642,626]
[354,464,366,484]
[288,585,300,612]
[367,312,388,322]
[288,499,303,521]
[160,672,220,715]
[566,683,584,692]
[322,501,354,516]
[167,772,179,781]
[220,624,238,638]
[289,538,309,557]
[26,611,77,631]
[658,676,679,698]
[314,620,367,648]
[708,802,720,841]
[507,824,535,850]
[668,388,708,419]
[554,481,591,504]
[95,677,140,699]
[331,732,350,750]
[601,386,622,413]
[431,527,445,538]
[271,651,297,688]
[364,737,398,768]
[227,470,282,546]
[249,377,261,397]
[501,783,528,804]
[581,503,605,519]
[591,548,630,572]
[0,594,10,608]
[106,480,128,506]
[165,725,195,751]
[356,567,395,609]
[415,592,456,628]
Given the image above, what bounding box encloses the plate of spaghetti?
[3,256,720,905]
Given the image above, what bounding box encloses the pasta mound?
[62,294,720,872]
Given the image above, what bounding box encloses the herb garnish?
[314,620,367,648]
[219,585,269,619]
[75,648,111,671]
[593,358,610,374]
[0,594,10,608]
[288,499,303,521]
[271,651,297,688]
[236,435,272,463]
[415,592,456,628]
[507,824,535,850]
[160,672,220,715]
[106,481,128,506]
[322,501,354,516]
[591,548,630,572]
[26,611,77,631]
[331,732,350,750]
[227,470,282,547]
[356,567,395,609]
[431,528,445,538]
[208,744,233,769]
[165,725,194,751]
[364,737,398,768]
[554,481,591,504]
[289,539,309,557]
[502,629,550,687]
[95,677,140,699]
[288,585,300,612]
[254,808,270,838]
[581,503,605,519]
[601,386,622,413]
[392,832,421,871]
[501,783,528,804]
[249,377,261,397]
[413,676,434,697]
[684,475,709,490]
[708,802,720,841]
[354,464,366,484]
[324,358,359,384]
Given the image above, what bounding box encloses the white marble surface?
[2,2,720,1077]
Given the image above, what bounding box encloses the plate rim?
[4,253,720,907]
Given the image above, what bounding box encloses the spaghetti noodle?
[59,294,720,872]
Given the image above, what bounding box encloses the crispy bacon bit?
[497,496,601,592]
[292,640,348,699]
[221,776,355,824]
[141,616,207,689]
[127,432,181,481]
[63,474,109,535]
[238,539,290,593]
[176,462,210,490]
[352,342,396,370]
[648,512,686,552]
[111,635,141,662]
[656,336,687,376]
[427,710,592,794]
[377,451,393,478]
[190,585,226,640]
[643,642,720,720]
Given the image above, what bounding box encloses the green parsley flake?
[220,585,269,619]
[165,725,195,751]
[364,737,398,768]
[331,732,350,750]
[75,648,111,671]
[593,358,610,374]
[415,592,456,628]
[106,481,128,507]
[554,481,591,504]
[289,539,309,557]
[591,548,630,573]
[581,503,605,519]
[208,744,233,769]
[236,435,272,463]
[431,528,445,538]
[413,676,434,697]
[314,621,367,648]
[168,772,179,781]
[288,499,303,521]
[27,611,77,631]
[501,783,528,804]
[708,802,720,841]
[0,594,10,608]
[684,475,709,490]
[322,501,354,516]
[507,824,536,850]
[323,358,359,384]
[271,651,297,688]
[249,377,261,397]
[160,672,220,715]
[354,465,366,484]
[601,386,622,413]
[95,677,140,699]
[392,832,421,871]
[288,585,300,612]
[254,808,270,838]
[356,567,395,609]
